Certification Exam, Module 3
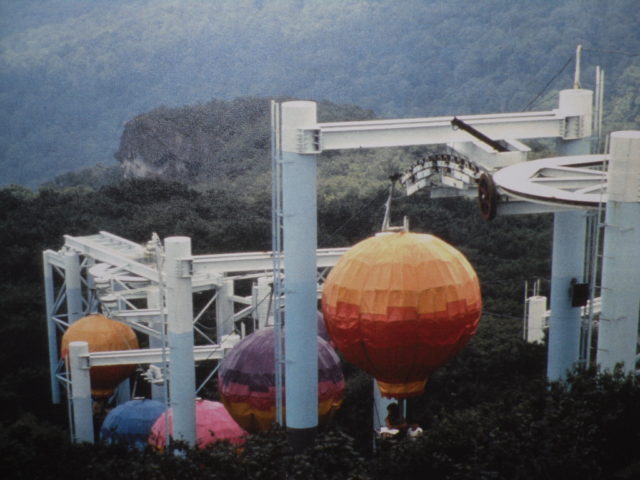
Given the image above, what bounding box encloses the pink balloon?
[149,399,247,449]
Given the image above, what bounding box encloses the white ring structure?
[493,154,608,207]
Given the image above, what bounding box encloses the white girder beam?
[316,111,565,152]
[81,336,241,367]
[63,233,348,287]
[192,247,347,277]
[64,234,158,281]
[43,250,66,269]
[101,286,155,301]
[109,308,163,323]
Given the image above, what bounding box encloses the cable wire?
[324,187,389,241]
[521,56,574,112]
[582,47,639,57]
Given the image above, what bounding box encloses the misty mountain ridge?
[1,0,638,186]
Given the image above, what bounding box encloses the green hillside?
[1,2,640,476]
[1,0,638,186]
[2,178,640,479]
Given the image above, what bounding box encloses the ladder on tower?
[580,117,608,366]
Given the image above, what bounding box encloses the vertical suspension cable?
[152,236,171,449]
[584,159,607,367]
[65,360,75,442]
[597,69,605,153]
[593,66,601,153]
[271,101,285,425]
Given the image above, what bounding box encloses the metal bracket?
[561,115,584,140]
[177,258,194,278]
[297,129,321,154]
[79,354,91,370]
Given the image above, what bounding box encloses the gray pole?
[164,237,196,446]
[596,131,640,373]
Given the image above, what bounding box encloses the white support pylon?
[164,237,196,446]
[597,131,640,373]
[146,287,166,402]
[69,341,94,443]
[546,89,591,381]
[281,101,319,450]
[64,251,84,323]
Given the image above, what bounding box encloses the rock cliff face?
[115,97,271,184]
[115,97,376,188]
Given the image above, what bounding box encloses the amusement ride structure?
[43,47,639,449]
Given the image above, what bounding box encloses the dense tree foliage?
[1,2,638,472]
[1,0,638,186]
[0,177,638,477]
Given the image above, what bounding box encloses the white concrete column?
[64,252,83,323]
[558,89,593,140]
[281,100,319,450]
[69,341,94,443]
[164,237,196,446]
[147,287,166,402]
[547,211,587,380]
[597,131,640,373]
[547,97,591,381]
[373,381,394,431]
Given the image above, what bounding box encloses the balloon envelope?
[149,399,246,449]
[322,232,482,398]
[218,327,344,433]
[100,398,165,448]
[61,314,139,398]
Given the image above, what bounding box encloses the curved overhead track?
[493,154,608,208]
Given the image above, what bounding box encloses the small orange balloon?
[61,314,139,398]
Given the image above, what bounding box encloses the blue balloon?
[100,398,166,449]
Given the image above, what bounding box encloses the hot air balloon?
[61,314,139,398]
[218,327,344,433]
[100,397,166,448]
[322,231,482,398]
[148,399,246,449]
[317,310,332,344]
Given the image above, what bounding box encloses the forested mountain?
[2,178,640,479]
[1,2,640,477]
[1,0,639,186]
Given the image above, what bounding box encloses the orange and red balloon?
[322,232,482,398]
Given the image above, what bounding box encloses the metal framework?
[274,77,635,399]
[267,85,598,447]
[43,231,346,442]
[47,51,638,447]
